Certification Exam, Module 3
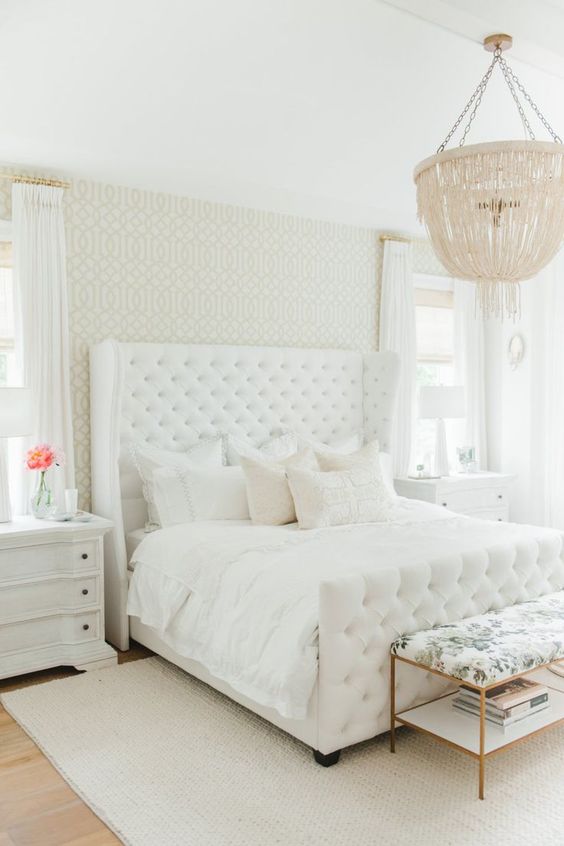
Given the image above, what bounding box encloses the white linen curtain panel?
[379,239,416,477]
[12,183,75,512]
[453,280,488,469]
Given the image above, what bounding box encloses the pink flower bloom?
[25,444,65,472]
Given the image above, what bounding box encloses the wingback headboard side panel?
[90,339,399,650]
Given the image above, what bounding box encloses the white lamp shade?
[418,385,465,420]
[0,387,33,437]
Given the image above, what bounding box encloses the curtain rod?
[379,233,412,243]
[0,172,71,189]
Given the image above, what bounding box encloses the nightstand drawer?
[0,576,99,621]
[439,487,507,512]
[0,540,99,581]
[0,611,100,655]
[466,506,510,522]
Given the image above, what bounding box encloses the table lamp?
[0,387,33,522]
[418,385,465,477]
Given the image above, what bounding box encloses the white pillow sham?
[297,432,363,455]
[316,440,396,497]
[287,464,394,530]
[240,449,318,525]
[226,432,298,466]
[152,465,250,526]
[131,438,224,528]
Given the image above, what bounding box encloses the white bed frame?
[90,339,410,762]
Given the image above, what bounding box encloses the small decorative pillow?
[226,432,298,466]
[316,440,396,497]
[152,465,250,526]
[286,464,394,530]
[131,438,224,527]
[297,432,363,455]
[240,449,318,525]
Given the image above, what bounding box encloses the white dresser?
[0,516,117,680]
[394,472,515,522]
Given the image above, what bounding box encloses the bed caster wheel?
[313,749,341,767]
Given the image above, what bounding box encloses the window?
[0,225,14,387]
[414,274,455,470]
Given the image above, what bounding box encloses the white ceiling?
[1,0,563,231]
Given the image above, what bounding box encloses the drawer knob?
[442,502,447,507]
[81,553,88,560]
[83,624,90,631]
[82,588,89,596]
[497,494,503,500]
[498,518,503,521]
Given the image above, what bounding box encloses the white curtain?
[453,279,488,469]
[379,240,416,477]
[529,250,564,528]
[12,183,74,512]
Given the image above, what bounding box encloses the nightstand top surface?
[0,514,113,538]
[395,472,515,486]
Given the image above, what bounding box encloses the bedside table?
[0,516,117,680]
[394,472,515,521]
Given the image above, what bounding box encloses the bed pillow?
[240,449,318,525]
[226,432,298,466]
[152,465,250,526]
[286,464,394,530]
[316,440,396,497]
[131,438,224,528]
[297,432,363,455]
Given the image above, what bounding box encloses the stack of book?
[452,677,549,730]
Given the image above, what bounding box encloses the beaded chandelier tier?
[414,34,564,318]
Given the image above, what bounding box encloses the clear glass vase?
[31,470,56,519]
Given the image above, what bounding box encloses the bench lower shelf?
[396,686,564,756]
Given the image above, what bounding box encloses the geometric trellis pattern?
[0,173,447,509]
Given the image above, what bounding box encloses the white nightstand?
[0,515,117,680]
[394,472,515,521]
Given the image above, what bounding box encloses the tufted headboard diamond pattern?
[90,340,399,648]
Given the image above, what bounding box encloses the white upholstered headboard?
[90,340,399,648]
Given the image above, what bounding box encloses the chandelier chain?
[437,45,562,153]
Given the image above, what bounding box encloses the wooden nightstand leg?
[479,688,486,800]
[390,653,396,753]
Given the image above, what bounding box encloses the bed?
[90,340,564,764]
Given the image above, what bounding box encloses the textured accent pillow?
[226,432,298,466]
[287,464,394,529]
[131,438,224,528]
[240,449,318,525]
[152,465,250,526]
[316,440,396,497]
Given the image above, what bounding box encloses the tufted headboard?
[90,340,399,648]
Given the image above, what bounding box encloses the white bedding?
[127,499,563,719]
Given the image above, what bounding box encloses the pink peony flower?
[25,444,65,472]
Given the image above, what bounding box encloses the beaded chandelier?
[414,35,564,318]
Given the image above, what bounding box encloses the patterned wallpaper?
[0,172,446,506]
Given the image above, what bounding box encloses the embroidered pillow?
[286,464,394,530]
[131,438,224,528]
[316,440,396,497]
[240,449,318,525]
[152,465,250,526]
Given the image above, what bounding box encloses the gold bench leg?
[479,688,486,800]
[390,653,396,753]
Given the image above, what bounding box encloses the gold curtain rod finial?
[379,233,411,244]
[484,34,513,53]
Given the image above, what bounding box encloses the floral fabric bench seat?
[391,590,564,687]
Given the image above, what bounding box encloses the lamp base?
[0,441,12,522]
[433,418,450,477]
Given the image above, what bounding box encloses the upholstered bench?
[390,591,564,799]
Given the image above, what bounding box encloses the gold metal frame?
[0,172,71,189]
[390,652,564,800]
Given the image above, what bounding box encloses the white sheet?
[127,499,563,719]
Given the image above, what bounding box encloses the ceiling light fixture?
[414,34,564,319]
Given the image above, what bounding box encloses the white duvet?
[127,499,562,719]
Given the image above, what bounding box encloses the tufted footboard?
[315,532,564,755]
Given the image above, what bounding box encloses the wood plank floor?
[0,642,152,845]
